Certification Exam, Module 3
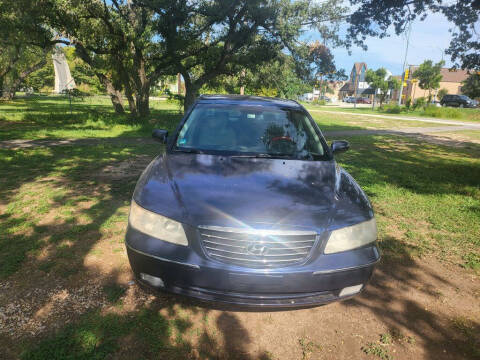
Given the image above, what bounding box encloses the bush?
[405,97,412,110]
[312,99,326,106]
[422,106,462,119]
[382,104,402,114]
[413,97,426,110]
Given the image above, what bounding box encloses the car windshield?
[460,95,471,100]
[174,103,328,160]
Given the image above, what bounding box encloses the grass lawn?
[0,96,452,143]
[305,104,480,122]
[0,95,183,140]
[310,111,450,132]
[1,99,479,359]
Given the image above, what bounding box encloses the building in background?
[395,66,470,102]
[338,62,369,99]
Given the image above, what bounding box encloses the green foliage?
[462,73,480,99]
[413,97,426,110]
[0,96,182,141]
[103,284,126,304]
[437,88,449,101]
[413,60,445,102]
[0,0,57,98]
[405,97,412,109]
[345,0,480,70]
[312,99,327,106]
[64,47,104,94]
[362,342,392,360]
[24,54,54,92]
[365,68,400,106]
[382,104,402,113]
[462,252,480,270]
[422,106,462,119]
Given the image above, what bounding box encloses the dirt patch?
[96,155,153,180]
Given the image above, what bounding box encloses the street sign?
[404,69,409,80]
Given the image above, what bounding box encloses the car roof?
[197,94,303,109]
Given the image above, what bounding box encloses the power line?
[397,21,412,106]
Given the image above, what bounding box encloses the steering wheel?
[267,136,296,153]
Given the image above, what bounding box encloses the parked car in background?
[355,97,371,104]
[318,95,331,102]
[126,95,380,308]
[440,94,477,108]
[343,96,354,103]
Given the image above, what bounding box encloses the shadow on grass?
[338,134,480,197]
[0,96,183,140]
[343,235,480,360]
[1,131,479,358]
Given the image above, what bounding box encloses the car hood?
[133,153,373,233]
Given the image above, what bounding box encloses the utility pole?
[398,22,412,106]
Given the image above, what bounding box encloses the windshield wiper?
[231,153,293,159]
[173,148,204,154]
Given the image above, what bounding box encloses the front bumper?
[125,226,380,308]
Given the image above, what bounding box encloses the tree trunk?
[108,89,125,114]
[126,92,137,116]
[2,57,47,100]
[74,43,125,114]
[184,83,199,112]
[136,87,150,118]
[97,73,124,114]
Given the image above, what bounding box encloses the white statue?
[52,45,75,93]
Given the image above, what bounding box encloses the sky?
[307,11,455,76]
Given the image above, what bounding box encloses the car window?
[175,103,328,160]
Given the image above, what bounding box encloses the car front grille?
[198,226,317,268]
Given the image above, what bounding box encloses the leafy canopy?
[346,0,480,70]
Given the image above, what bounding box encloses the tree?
[0,0,58,99]
[365,68,400,108]
[210,54,311,99]
[462,73,480,99]
[346,0,480,70]
[51,0,165,117]
[139,0,347,111]
[413,60,445,102]
[437,88,449,102]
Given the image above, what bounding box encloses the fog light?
[140,273,165,288]
[339,284,363,297]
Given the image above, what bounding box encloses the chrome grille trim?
[199,226,317,268]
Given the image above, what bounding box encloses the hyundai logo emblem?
[246,243,269,256]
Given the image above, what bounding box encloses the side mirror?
[152,129,168,144]
[331,140,350,154]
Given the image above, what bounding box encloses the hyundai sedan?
[126,95,380,308]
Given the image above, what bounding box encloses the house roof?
[408,66,470,83]
[339,83,355,92]
[353,62,367,74]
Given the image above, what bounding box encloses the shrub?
[312,99,326,106]
[413,97,426,110]
[382,104,402,114]
[405,97,412,109]
[422,106,462,119]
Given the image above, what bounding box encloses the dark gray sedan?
[126,95,379,308]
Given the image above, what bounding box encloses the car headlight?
[324,218,377,254]
[128,200,188,246]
